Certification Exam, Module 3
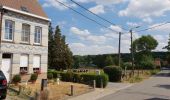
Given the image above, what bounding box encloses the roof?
[0,0,48,19]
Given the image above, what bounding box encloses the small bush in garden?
[73,73,81,83]
[12,75,21,84]
[47,73,53,80]
[81,73,109,88]
[95,74,109,88]
[122,62,132,70]
[30,73,38,83]
[103,66,122,82]
[60,72,73,82]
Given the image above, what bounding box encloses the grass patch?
[129,76,143,83]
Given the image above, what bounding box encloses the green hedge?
[103,66,122,82]
[47,70,109,88]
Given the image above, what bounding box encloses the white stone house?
[0,0,50,82]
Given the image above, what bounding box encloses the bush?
[73,73,81,83]
[60,72,73,82]
[30,73,38,82]
[122,62,132,70]
[103,66,122,82]
[81,73,108,88]
[12,75,21,84]
[139,55,155,69]
[47,73,53,80]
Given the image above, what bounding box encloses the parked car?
[0,71,7,99]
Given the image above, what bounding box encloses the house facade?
[0,0,50,82]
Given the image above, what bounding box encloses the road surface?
[98,70,170,100]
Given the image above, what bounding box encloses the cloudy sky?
[39,0,170,55]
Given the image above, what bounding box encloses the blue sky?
[39,0,170,55]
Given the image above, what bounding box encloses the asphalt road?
[98,70,170,100]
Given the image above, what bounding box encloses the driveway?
[98,70,170,100]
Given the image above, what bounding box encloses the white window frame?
[4,20,14,41]
[21,24,30,43]
[34,26,42,45]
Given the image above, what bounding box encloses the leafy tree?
[133,35,158,54]
[133,35,158,69]
[104,55,114,66]
[49,25,73,70]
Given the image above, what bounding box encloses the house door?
[1,54,12,83]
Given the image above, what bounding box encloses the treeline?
[73,52,167,69]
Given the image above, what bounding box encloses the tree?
[133,35,158,69]
[104,55,114,66]
[48,23,54,67]
[133,35,158,54]
[49,25,73,70]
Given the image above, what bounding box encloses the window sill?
[33,43,42,46]
[20,42,30,45]
[2,40,14,43]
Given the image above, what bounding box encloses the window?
[5,20,14,40]
[20,54,28,74]
[33,55,41,74]
[21,24,30,43]
[34,27,42,44]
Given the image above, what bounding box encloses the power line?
[70,0,128,31]
[136,22,170,33]
[55,0,119,33]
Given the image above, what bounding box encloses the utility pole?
[118,32,122,67]
[130,29,134,75]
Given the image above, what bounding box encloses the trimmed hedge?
[81,73,108,88]
[47,72,53,80]
[47,70,109,88]
[103,66,122,82]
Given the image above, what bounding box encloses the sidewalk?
[67,82,132,100]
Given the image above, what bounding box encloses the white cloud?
[149,23,170,33]
[75,0,126,5]
[69,43,116,55]
[89,5,105,14]
[126,22,141,27]
[43,0,76,10]
[153,35,168,51]
[143,17,153,23]
[70,27,106,44]
[119,0,170,19]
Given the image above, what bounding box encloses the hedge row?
[47,70,108,88]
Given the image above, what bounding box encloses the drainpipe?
[0,6,5,51]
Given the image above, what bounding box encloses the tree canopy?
[48,25,73,70]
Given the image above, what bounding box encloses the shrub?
[30,73,38,82]
[139,55,155,69]
[95,74,109,88]
[122,62,132,70]
[12,75,21,84]
[73,73,81,83]
[47,73,53,80]
[60,72,73,82]
[81,73,109,88]
[103,66,122,82]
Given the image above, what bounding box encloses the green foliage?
[47,73,53,80]
[104,55,114,66]
[12,75,21,84]
[47,70,108,88]
[60,72,73,82]
[48,25,73,70]
[81,73,108,88]
[103,66,122,82]
[150,69,160,75]
[30,73,38,82]
[139,55,155,69]
[122,62,132,70]
[133,35,158,53]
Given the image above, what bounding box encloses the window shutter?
[20,55,28,67]
[33,55,41,68]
